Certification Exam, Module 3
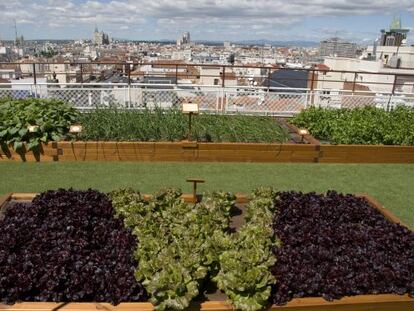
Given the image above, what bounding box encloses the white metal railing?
[1,82,414,116]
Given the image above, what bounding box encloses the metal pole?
[352,72,357,93]
[33,64,37,85]
[32,64,37,98]
[80,64,83,84]
[175,64,178,85]
[188,112,192,141]
[310,70,315,106]
[222,66,226,87]
[310,70,315,91]
[387,75,398,111]
[391,75,398,94]
[128,64,131,85]
[267,68,271,91]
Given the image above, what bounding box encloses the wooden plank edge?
[357,193,408,228]
[0,302,64,310]
[0,193,12,209]
[58,302,155,310]
[200,294,414,310]
[1,295,413,311]
[10,193,38,201]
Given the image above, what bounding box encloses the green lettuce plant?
[0,98,79,152]
[214,188,281,311]
[109,188,235,310]
[291,106,414,145]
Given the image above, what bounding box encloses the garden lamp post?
[298,128,309,143]
[182,103,199,141]
[69,124,83,135]
[27,125,39,133]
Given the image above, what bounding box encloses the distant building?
[319,38,357,58]
[177,32,191,47]
[0,65,23,80]
[199,66,237,87]
[366,16,413,69]
[15,35,24,47]
[380,15,409,47]
[0,46,12,60]
[93,27,110,46]
[315,17,414,95]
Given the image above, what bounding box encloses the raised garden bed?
[2,99,414,163]
[0,189,413,311]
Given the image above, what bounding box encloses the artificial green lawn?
[0,162,413,228]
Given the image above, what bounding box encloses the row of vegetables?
[3,98,414,152]
[0,98,288,153]
[291,106,414,145]
[0,188,413,310]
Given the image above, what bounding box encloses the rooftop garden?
[1,97,413,310]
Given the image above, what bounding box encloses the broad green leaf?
[13,141,23,151]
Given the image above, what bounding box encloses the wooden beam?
[10,193,37,201]
[358,193,408,228]
[0,302,64,310]
[0,193,12,209]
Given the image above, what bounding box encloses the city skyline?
[0,1,413,43]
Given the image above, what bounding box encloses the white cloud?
[0,0,413,40]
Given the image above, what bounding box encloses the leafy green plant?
[109,188,236,310]
[79,107,289,143]
[0,98,79,152]
[214,188,280,311]
[291,106,414,145]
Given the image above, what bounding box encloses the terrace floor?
[0,162,413,229]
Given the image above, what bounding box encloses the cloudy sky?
[0,0,413,43]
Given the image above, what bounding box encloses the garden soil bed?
[2,118,414,163]
[0,192,412,311]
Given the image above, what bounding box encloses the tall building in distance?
[13,19,24,47]
[93,26,110,46]
[319,37,357,58]
[379,15,409,47]
[177,32,191,47]
[365,16,412,68]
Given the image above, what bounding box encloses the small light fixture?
[27,125,39,133]
[69,124,83,134]
[298,128,309,143]
[182,103,199,114]
[182,103,199,141]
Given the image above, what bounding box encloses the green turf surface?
[0,162,413,228]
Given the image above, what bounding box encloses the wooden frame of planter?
[2,121,414,163]
[2,140,414,164]
[0,192,412,311]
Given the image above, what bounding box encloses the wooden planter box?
[0,192,412,311]
[2,140,414,163]
[2,122,414,163]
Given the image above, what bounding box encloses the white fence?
[1,83,414,116]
